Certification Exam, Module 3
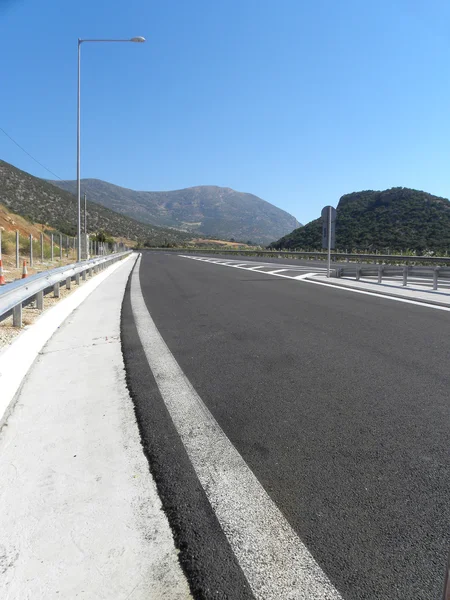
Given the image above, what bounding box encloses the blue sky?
[2,0,450,225]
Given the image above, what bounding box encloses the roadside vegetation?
[270,187,450,254]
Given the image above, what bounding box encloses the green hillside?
[270,188,450,253]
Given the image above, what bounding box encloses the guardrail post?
[433,267,439,290]
[356,266,361,281]
[16,230,19,268]
[53,282,60,298]
[30,234,33,267]
[13,303,22,328]
[36,290,44,310]
[82,269,87,281]
[75,273,80,285]
[378,265,383,283]
[402,266,408,287]
[66,276,71,290]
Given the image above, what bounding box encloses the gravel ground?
[0,276,87,350]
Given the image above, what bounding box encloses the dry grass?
[1,253,78,285]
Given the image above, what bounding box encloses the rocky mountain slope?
[50,179,300,245]
[0,160,192,245]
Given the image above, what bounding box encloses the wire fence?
[0,230,127,269]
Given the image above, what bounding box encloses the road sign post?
[321,206,337,278]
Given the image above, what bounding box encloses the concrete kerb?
[0,252,137,430]
[305,274,450,308]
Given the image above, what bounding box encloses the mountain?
[0,160,192,245]
[270,187,450,253]
[49,179,300,245]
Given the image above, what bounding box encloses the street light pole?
[84,193,88,259]
[77,39,81,262]
[76,36,145,262]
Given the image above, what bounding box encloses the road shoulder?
[0,256,191,599]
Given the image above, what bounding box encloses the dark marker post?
[321,205,337,278]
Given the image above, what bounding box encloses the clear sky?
[2,0,450,224]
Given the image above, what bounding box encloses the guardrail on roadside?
[144,247,450,266]
[334,265,450,290]
[0,251,132,327]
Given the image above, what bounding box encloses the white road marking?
[267,269,288,274]
[294,272,318,280]
[179,255,450,312]
[303,277,450,311]
[179,255,324,281]
[131,257,342,600]
[180,255,327,271]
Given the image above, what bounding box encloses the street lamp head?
[130,36,146,43]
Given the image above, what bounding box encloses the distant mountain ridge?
[0,160,192,245]
[270,187,450,253]
[50,179,300,244]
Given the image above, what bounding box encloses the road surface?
[122,251,449,599]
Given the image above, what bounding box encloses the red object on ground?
[21,260,28,279]
[0,259,5,285]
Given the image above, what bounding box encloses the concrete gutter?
[0,254,191,599]
[0,254,133,428]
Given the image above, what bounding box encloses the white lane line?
[179,255,323,281]
[131,258,342,600]
[179,255,327,271]
[304,277,450,311]
[247,265,265,270]
[267,269,288,274]
[179,255,450,312]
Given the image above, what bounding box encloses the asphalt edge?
[120,253,255,600]
[0,253,135,430]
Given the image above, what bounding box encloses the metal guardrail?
[0,251,132,327]
[144,247,450,265]
[334,265,450,290]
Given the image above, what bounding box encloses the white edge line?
[303,277,450,311]
[178,255,327,270]
[0,254,136,428]
[179,255,450,312]
[179,255,324,281]
[130,257,342,600]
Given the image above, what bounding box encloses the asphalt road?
[121,251,450,600]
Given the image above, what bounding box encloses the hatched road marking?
[131,256,342,600]
[179,255,324,280]
[179,255,450,311]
